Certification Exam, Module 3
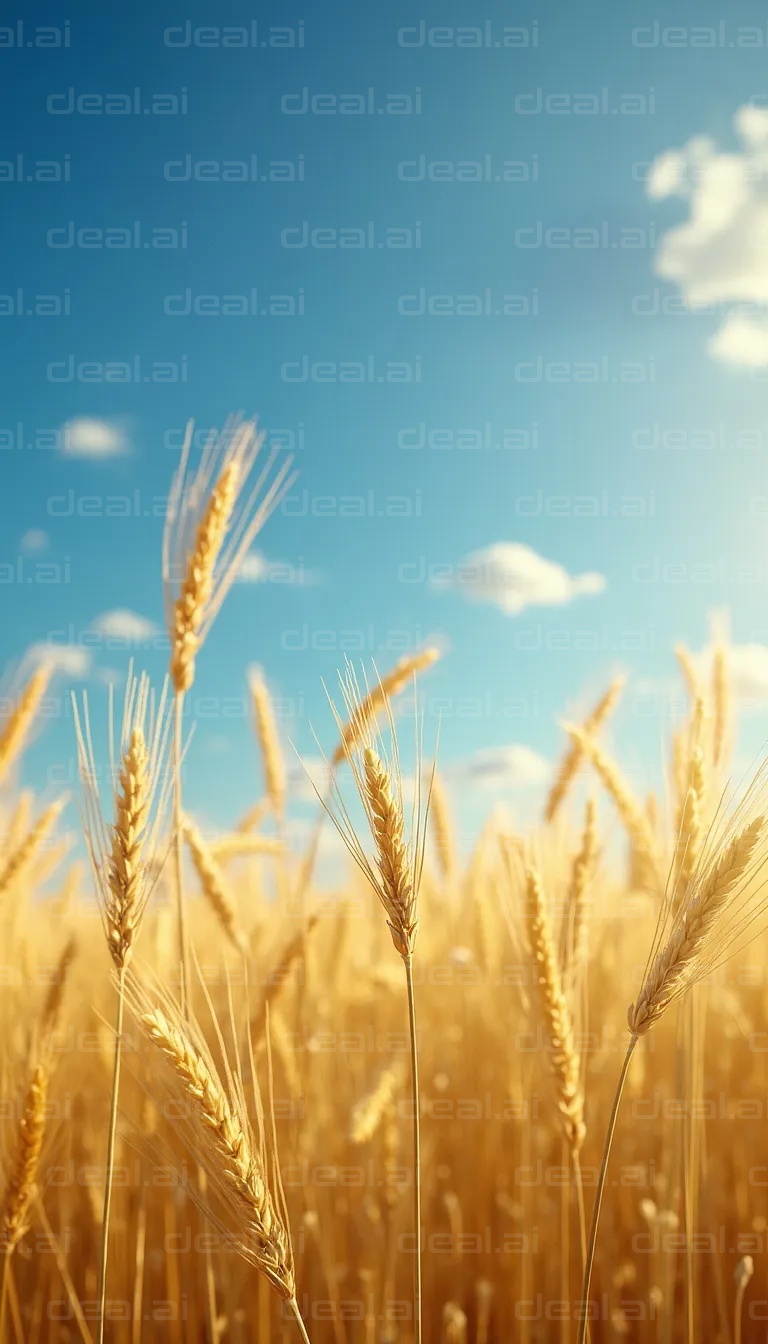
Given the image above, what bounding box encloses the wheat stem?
[96,964,125,1344]
[0,1248,10,1343]
[35,1198,92,1344]
[404,954,423,1344]
[0,665,50,785]
[577,1037,638,1344]
[173,693,190,1016]
[289,1297,313,1344]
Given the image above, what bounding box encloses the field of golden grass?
[1,418,767,1343]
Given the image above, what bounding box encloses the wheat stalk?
[331,648,440,765]
[183,816,248,954]
[364,748,419,958]
[629,815,765,1036]
[0,1063,47,1250]
[211,834,284,861]
[579,772,768,1344]
[523,862,585,1150]
[250,915,319,1041]
[428,771,456,887]
[545,676,624,822]
[163,419,295,1024]
[563,723,661,893]
[675,644,702,703]
[562,798,598,974]
[73,672,173,971]
[316,663,433,1344]
[127,982,300,1313]
[673,697,707,897]
[350,1065,403,1144]
[0,798,65,899]
[73,669,173,1344]
[41,935,77,1042]
[712,643,730,770]
[170,460,239,693]
[164,419,296,697]
[0,664,51,785]
[250,669,286,820]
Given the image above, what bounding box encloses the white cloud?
[237,550,319,586]
[20,530,48,554]
[432,543,605,615]
[92,610,158,644]
[695,642,768,701]
[445,744,549,790]
[709,314,768,366]
[29,643,91,677]
[62,417,126,458]
[238,552,268,582]
[649,106,768,365]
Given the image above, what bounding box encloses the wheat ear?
[250,670,286,819]
[0,664,51,785]
[250,914,319,1040]
[545,676,624,822]
[331,648,440,765]
[564,724,660,893]
[140,1006,296,1300]
[105,728,150,969]
[41,935,77,1042]
[673,700,706,897]
[562,798,598,974]
[350,1065,403,1144]
[629,815,765,1036]
[712,644,730,769]
[0,798,65,899]
[170,460,240,694]
[183,817,248,954]
[429,771,456,887]
[364,748,418,958]
[211,834,283,861]
[0,1063,47,1250]
[524,863,585,1150]
[675,643,702,702]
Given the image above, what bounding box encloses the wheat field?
[3,421,768,1343]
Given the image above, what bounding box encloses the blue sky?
[5,0,768,850]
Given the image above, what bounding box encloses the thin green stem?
[404,954,422,1344]
[289,1296,313,1344]
[96,965,126,1344]
[577,1036,638,1344]
[173,692,190,1016]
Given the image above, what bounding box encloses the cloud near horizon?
[649,105,768,366]
[29,643,91,678]
[432,542,605,615]
[91,609,159,643]
[62,417,127,458]
[237,550,319,585]
[445,743,549,790]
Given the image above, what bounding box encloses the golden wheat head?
[163,417,296,694]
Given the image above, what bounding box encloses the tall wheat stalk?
[313,663,433,1344]
[125,971,312,1343]
[577,780,768,1344]
[73,670,173,1344]
[163,416,295,1013]
[0,1061,47,1337]
[0,663,51,786]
